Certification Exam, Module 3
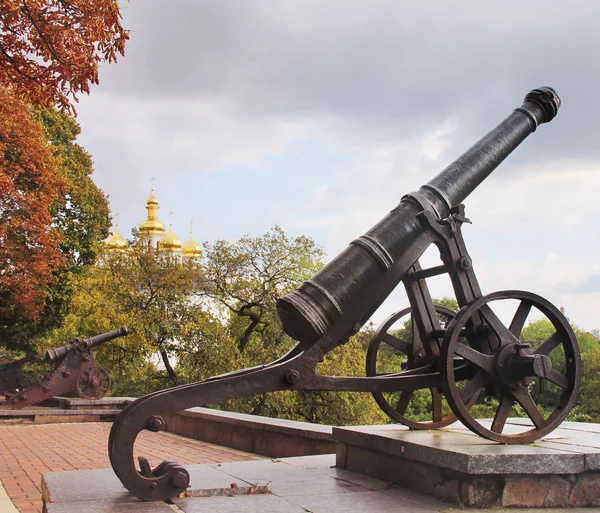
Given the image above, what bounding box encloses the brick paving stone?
[0,422,257,513]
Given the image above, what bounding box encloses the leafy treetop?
[0,0,128,113]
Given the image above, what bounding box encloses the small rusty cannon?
[7,327,129,408]
[109,87,580,501]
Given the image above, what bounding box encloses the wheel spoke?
[512,387,546,429]
[491,395,513,433]
[534,332,561,356]
[509,301,532,337]
[432,388,443,422]
[479,305,519,345]
[458,369,487,406]
[545,370,570,390]
[382,333,412,354]
[395,390,413,415]
[453,344,495,375]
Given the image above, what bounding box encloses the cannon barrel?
[44,326,130,362]
[277,87,560,345]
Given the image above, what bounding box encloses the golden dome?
[182,235,202,258]
[105,229,128,253]
[159,227,183,252]
[138,191,165,235]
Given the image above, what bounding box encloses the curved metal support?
[109,364,286,501]
[109,350,445,501]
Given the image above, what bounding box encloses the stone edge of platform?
[334,423,600,507]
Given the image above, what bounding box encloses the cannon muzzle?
[44,326,130,362]
[277,87,560,345]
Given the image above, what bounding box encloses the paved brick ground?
[0,422,257,513]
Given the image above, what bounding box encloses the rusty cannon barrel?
[277,87,560,345]
[44,326,130,362]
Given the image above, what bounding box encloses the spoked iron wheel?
[441,290,580,444]
[76,366,111,399]
[366,305,457,429]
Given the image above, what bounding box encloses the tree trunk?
[160,349,177,382]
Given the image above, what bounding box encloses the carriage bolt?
[459,256,472,269]
[285,370,300,384]
[172,471,189,488]
[147,416,165,432]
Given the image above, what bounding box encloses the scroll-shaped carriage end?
[109,88,568,501]
[276,87,561,347]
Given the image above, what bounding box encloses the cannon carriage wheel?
[76,366,111,400]
[366,304,457,429]
[441,290,581,444]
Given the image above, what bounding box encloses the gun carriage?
[108,87,581,501]
[5,327,129,408]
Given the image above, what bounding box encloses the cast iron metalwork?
[441,290,580,443]
[7,327,129,408]
[365,303,458,429]
[0,356,36,395]
[108,87,581,501]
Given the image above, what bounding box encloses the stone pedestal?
[333,420,600,508]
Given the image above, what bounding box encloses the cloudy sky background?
[75,0,600,332]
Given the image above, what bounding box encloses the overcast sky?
[75,0,600,332]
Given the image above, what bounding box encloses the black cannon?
[109,87,580,501]
[8,327,129,408]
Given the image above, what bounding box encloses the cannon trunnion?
[108,88,581,501]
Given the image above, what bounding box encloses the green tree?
[40,108,111,270]
[200,226,325,355]
[39,234,205,393]
[579,350,600,422]
[193,227,385,425]
[173,308,243,384]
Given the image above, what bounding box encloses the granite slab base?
[333,420,600,508]
[42,454,454,512]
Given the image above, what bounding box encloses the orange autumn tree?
[0,0,128,114]
[0,1,127,346]
[0,88,64,323]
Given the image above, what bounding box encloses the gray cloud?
[79,0,600,190]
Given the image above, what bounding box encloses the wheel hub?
[496,342,552,389]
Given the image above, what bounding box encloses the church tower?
[138,189,166,248]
